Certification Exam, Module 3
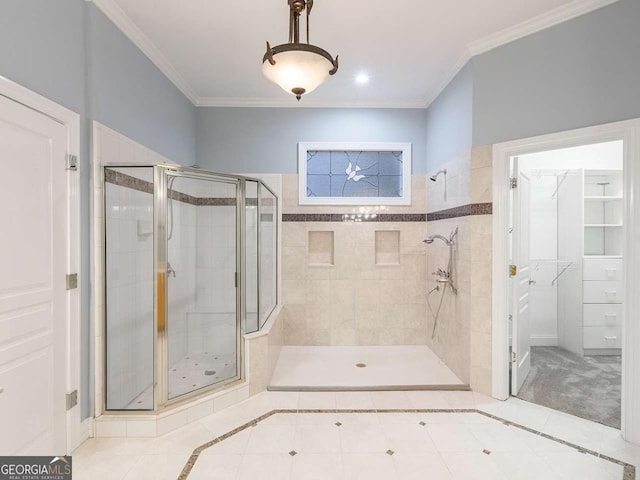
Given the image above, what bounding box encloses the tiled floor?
[126,353,237,408]
[270,346,465,389]
[73,391,640,479]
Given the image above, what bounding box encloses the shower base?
[269,345,467,391]
[126,351,237,408]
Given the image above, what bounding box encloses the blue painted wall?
[0,0,197,419]
[88,5,197,165]
[425,62,474,171]
[472,0,640,146]
[196,107,429,174]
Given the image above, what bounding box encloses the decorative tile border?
[427,203,493,221]
[282,213,427,222]
[177,409,635,480]
[104,168,256,206]
[281,204,492,223]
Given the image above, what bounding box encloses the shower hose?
[427,282,449,339]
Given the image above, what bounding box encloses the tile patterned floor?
[74,391,640,480]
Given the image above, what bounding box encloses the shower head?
[423,234,451,246]
[423,226,458,247]
[430,169,447,182]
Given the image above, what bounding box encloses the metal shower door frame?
[102,163,279,413]
[154,165,245,410]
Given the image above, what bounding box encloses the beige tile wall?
[424,146,494,393]
[246,305,284,395]
[427,152,471,212]
[469,145,493,395]
[281,174,429,346]
[425,216,471,384]
[425,153,472,384]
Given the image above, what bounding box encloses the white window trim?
[298,142,412,205]
[492,118,640,444]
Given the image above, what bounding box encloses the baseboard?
[267,384,471,392]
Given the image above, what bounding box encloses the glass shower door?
[165,173,239,400]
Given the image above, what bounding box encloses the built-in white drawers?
[584,325,622,349]
[583,280,623,304]
[583,304,623,327]
[583,258,623,281]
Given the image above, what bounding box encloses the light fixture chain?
[306,0,311,44]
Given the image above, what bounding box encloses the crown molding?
[467,0,619,56]
[91,0,199,104]
[91,0,618,110]
[424,0,619,109]
[423,49,472,109]
[195,97,428,109]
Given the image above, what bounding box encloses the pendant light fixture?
[263,0,339,101]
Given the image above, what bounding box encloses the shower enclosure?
[103,164,277,411]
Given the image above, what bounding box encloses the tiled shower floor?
[126,352,237,408]
[270,346,466,390]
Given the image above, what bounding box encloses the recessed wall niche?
[375,230,401,265]
[308,231,334,266]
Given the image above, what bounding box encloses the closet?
[524,143,623,356]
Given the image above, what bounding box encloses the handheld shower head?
[423,234,451,246]
[430,169,447,182]
[423,226,458,247]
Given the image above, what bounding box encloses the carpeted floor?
[518,346,621,429]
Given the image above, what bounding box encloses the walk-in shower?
[103,164,277,411]
[424,226,458,338]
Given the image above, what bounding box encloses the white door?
[511,162,532,395]
[0,95,68,454]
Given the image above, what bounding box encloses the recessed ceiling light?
[355,74,370,85]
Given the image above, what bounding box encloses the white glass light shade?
[262,49,334,97]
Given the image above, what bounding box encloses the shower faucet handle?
[432,268,450,279]
[167,262,176,278]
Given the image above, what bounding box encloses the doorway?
[492,119,640,443]
[0,90,79,454]
[509,141,623,428]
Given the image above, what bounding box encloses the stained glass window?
[299,143,411,205]
[306,150,404,198]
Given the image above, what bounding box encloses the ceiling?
[95,0,616,107]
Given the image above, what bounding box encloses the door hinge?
[234,272,238,288]
[66,390,78,410]
[66,154,78,171]
[511,351,517,363]
[66,273,78,290]
[509,265,517,277]
[510,177,518,189]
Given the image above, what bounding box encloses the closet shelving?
[583,169,623,257]
[582,169,623,354]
